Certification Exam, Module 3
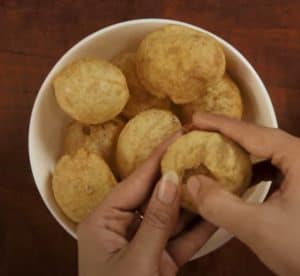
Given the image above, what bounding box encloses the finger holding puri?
[192,113,297,171]
[192,113,300,199]
[138,195,198,238]
[128,172,181,265]
[186,174,262,242]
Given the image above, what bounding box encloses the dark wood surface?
[1,1,299,275]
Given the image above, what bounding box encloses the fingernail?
[187,177,201,199]
[158,171,179,204]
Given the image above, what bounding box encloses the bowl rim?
[28,18,278,240]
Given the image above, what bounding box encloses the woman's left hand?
[78,131,215,276]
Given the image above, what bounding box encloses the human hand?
[188,113,300,276]
[78,130,215,276]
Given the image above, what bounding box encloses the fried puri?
[136,25,226,104]
[116,109,182,178]
[52,149,117,223]
[180,74,243,122]
[161,131,252,212]
[53,58,129,124]
[64,118,124,171]
[112,52,171,119]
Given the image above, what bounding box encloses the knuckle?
[144,207,171,229]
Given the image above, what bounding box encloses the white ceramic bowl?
[29,19,277,259]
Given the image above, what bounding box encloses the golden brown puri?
[116,109,182,178]
[112,52,171,119]
[64,118,124,173]
[52,149,117,223]
[53,58,129,124]
[136,25,226,104]
[161,131,252,212]
[180,74,243,122]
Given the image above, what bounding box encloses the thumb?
[187,175,260,241]
[128,171,180,265]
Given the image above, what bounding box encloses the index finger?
[192,113,292,161]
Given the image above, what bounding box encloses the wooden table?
[1,0,299,275]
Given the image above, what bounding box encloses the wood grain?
[1,0,299,275]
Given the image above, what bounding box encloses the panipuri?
[112,52,170,118]
[136,25,225,104]
[53,58,129,124]
[64,118,124,170]
[52,149,117,222]
[180,74,243,122]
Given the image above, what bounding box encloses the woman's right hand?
[188,113,300,276]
